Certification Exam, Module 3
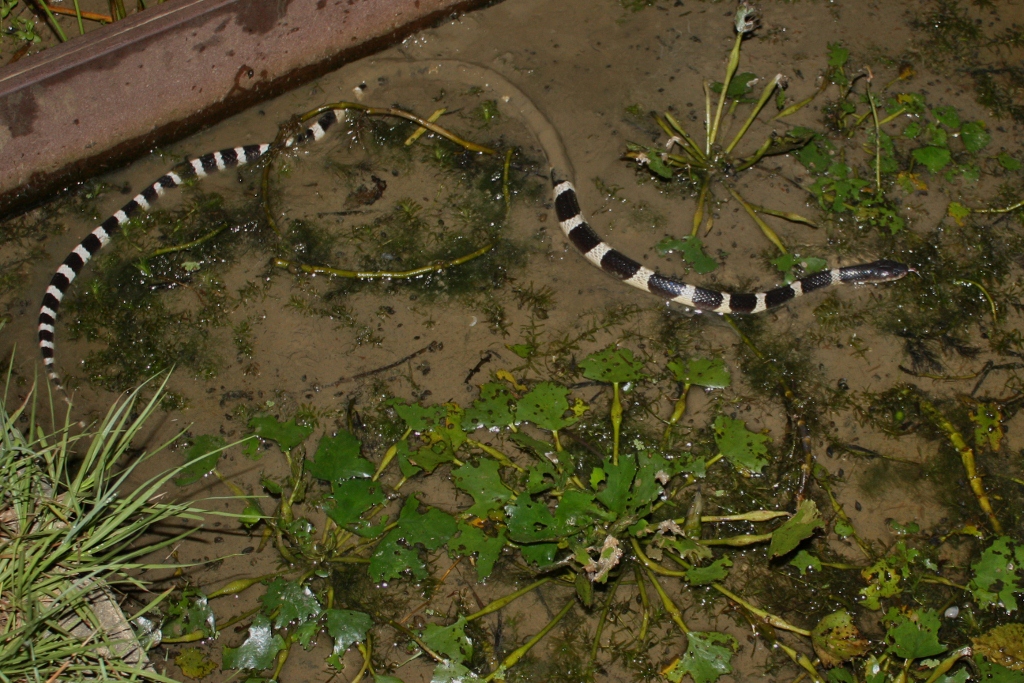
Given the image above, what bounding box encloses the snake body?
[37,61,909,394]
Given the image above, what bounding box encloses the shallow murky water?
[2,1,1024,682]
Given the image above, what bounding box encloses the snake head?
[866,259,912,282]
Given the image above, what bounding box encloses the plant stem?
[727,186,788,254]
[711,583,811,636]
[691,182,709,237]
[374,428,412,481]
[726,74,781,154]
[466,577,553,622]
[662,382,691,447]
[633,563,651,642]
[630,537,686,578]
[483,599,574,682]
[272,243,493,280]
[867,86,882,195]
[774,641,825,683]
[644,567,690,635]
[588,571,624,672]
[34,0,66,41]
[709,32,745,149]
[611,381,622,466]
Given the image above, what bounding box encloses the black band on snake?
[37,105,909,395]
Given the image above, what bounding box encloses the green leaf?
[710,72,757,99]
[912,146,952,174]
[772,253,828,284]
[390,400,445,431]
[293,620,319,650]
[260,578,322,629]
[307,431,373,482]
[656,236,718,274]
[222,614,286,671]
[520,542,559,568]
[997,152,1022,171]
[453,459,513,516]
[580,346,646,384]
[516,382,577,432]
[374,676,406,683]
[162,589,216,639]
[947,201,971,226]
[713,415,769,473]
[510,432,557,462]
[410,441,458,473]
[422,617,472,665]
[240,501,264,526]
[686,556,732,586]
[431,661,477,683]
[464,383,516,430]
[932,105,962,130]
[665,631,737,683]
[370,532,426,582]
[812,611,870,667]
[768,500,824,558]
[449,523,507,581]
[961,121,991,153]
[969,536,1024,612]
[667,357,730,389]
[326,609,373,669]
[972,625,1024,679]
[903,121,922,139]
[790,550,822,575]
[249,416,313,452]
[369,497,459,582]
[595,454,637,515]
[646,151,675,179]
[885,609,946,660]
[175,647,218,679]
[174,435,226,487]
[826,43,849,68]
[324,478,385,527]
[506,490,605,543]
[973,654,1024,683]
[394,439,422,479]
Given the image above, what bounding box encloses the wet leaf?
[370,532,425,582]
[464,383,516,429]
[293,621,319,650]
[772,253,828,284]
[961,121,991,153]
[260,577,322,629]
[324,479,386,527]
[973,654,1024,683]
[933,105,962,130]
[174,435,226,487]
[595,453,637,515]
[664,631,737,683]
[222,614,286,671]
[969,536,1024,613]
[520,542,558,568]
[510,432,557,462]
[240,500,264,526]
[580,346,646,384]
[827,43,849,68]
[249,416,313,452]
[453,459,512,516]
[506,490,605,543]
[997,152,1021,171]
[326,609,373,670]
[369,497,458,582]
[667,357,730,389]
[790,550,822,575]
[885,608,946,660]
[812,611,870,667]
[713,415,769,473]
[175,647,217,679]
[390,400,445,431]
[768,500,824,558]
[656,236,718,274]
[686,556,732,586]
[374,676,405,683]
[307,431,373,482]
[422,616,472,665]
[912,146,952,173]
[449,522,507,580]
[710,71,757,99]
[970,403,1003,451]
[163,589,215,639]
[516,382,578,432]
[973,624,1024,672]
[431,661,477,683]
[947,201,971,226]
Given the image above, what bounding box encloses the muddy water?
[2,0,1024,682]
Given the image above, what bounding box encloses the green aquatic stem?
[748,203,819,229]
[725,74,782,154]
[663,112,707,163]
[662,381,691,447]
[374,428,412,481]
[466,577,553,622]
[630,537,686,578]
[206,569,290,599]
[34,0,67,41]
[727,186,788,255]
[691,181,710,237]
[466,437,525,471]
[922,647,972,683]
[588,570,624,672]
[272,242,494,280]
[145,224,229,260]
[633,564,651,643]
[611,381,623,465]
[696,510,791,523]
[773,641,824,683]
[969,197,1024,214]
[644,566,690,635]
[351,635,373,683]
[390,620,446,663]
[483,598,575,682]
[710,583,811,637]
[709,30,745,150]
[953,278,998,323]
[733,134,773,172]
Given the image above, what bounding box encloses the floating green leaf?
[665,631,737,683]
[520,542,559,568]
[933,105,962,130]
[812,611,870,667]
[174,435,226,487]
[162,589,215,639]
[307,431,373,482]
[972,624,1024,674]
[580,346,646,384]
[686,556,732,586]
[973,654,1024,683]
[326,609,373,670]
[516,382,578,432]
[465,383,516,429]
[997,152,1021,171]
[790,550,822,575]
[449,522,507,580]
[506,490,605,543]
[713,415,769,473]
[370,496,458,582]
[970,536,1024,613]
[431,661,477,683]
[772,253,828,284]
[390,400,445,432]
[656,236,718,274]
[710,72,757,99]
[422,616,472,665]
[249,415,313,452]
[222,614,286,671]
[768,500,824,558]
[324,478,385,527]
[667,357,730,389]
[912,146,952,174]
[885,608,946,660]
[961,121,991,153]
[260,577,322,629]
[948,201,971,226]
[453,459,512,516]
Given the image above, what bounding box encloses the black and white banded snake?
[37,59,909,396]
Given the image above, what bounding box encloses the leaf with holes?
[324,478,385,527]
[713,415,769,474]
[969,536,1024,613]
[422,616,473,665]
[768,500,824,558]
[307,431,373,482]
[465,383,516,429]
[665,631,737,683]
[595,453,637,516]
[667,357,730,389]
[174,647,217,680]
[453,459,512,516]
[885,608,946,660]
[326,609,373,670]
[162,589,215,639]
[449,523,507,581]
[174,435,226,487]
[516,382,578,432]
[222,614,286,671]
[389,399,445,431]
[260,577,322,629]
[580,346,646,384]
[249,415,313,452]
[686,556,732,586]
